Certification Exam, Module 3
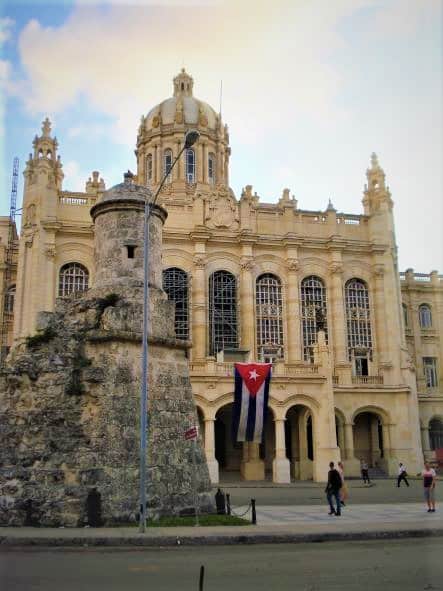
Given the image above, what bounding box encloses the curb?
[1,528,443,548]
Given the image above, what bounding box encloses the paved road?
[1,539,442,590]
[219,477,443,508]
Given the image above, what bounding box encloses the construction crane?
[1,157,19,364]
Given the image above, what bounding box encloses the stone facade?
[0,176,213,526]
[3,70,443,487]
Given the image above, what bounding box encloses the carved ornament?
[205,185,239,230]
[240,257,254,272]
[287,259,299,272]
[193,255,206,269]
[373,264,385,277]
[44,246,56,259]
[329,262,343,275]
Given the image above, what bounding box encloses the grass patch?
[26,327,57,349]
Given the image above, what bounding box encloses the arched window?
[209,270,238,355]
[419,304,432,329]
[4,285,15,315]
[58,263,89,297]
[402,303,408,328]
[300,276,328,362]
[345,278,372,373]
[208,153,216,184]
[162,267,189,340]
[256,273,284,362]
[163,149,173,183]
[146,154,153,184]
[186,148,195,183]
[429,418,443,450]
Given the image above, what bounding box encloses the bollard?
[226,493,231,516]
[251,498,257,525]
[215,488,226,515]
[199,565,205,591]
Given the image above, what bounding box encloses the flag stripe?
[237,381,250,441]
[245,388,257,441]
[253,381,265,442]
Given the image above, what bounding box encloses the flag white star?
[249,369,260,380]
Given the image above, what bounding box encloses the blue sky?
[1,0,442,272]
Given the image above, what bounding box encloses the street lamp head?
[184,129,200,148]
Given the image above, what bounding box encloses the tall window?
[162,267,189,340]
[146,154,153,184]
[256,274,284,362]
[209,270,238,355]
[208,153,216,184]
[423,357,438,388]
[186,148,195,183]
[58,263,89,297]
[402,303,408,328]
[301,276,328,362]
[163,149,173,183]
[419,304,432,329]
[345,279,372,370]
[4,285,15,315]
[429,418,443,450]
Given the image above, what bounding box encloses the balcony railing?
[351,375,384,385]
[188,361,319,377]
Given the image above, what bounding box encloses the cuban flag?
[232,363,272,443]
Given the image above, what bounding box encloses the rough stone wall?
[0,285,214,526]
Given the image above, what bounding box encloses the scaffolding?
[1,157,19,364]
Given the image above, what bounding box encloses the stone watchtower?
[0,173,214,526]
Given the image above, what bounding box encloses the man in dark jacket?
[325,461,343,516]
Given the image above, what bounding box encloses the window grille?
[345,278,372,361]
[162,267,189,340]
[58,263,89,297]
[209,270,238,356]
[256,273,284,361]
[186,148,195,183]
[301,275,328,362]
[423,357,438,388]
[146,154,153,183]
[208,153,215,184]
[4,285,15,315]
[163,149,173,183]
[419,304,432,329]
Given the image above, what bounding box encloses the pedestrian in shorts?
[422,461,437,513]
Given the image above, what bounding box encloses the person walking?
[325,461,343,516]
[338,461,348,506]
[360,458,371,484]
[422,461,437,513]
[397,462,409,487]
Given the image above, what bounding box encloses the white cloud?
[63,160,87,192]
[0,17,14,45]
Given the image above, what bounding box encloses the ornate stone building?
[3,69,443,483]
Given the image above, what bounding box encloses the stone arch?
[352,405,391,470]
[205,252,241,276]
[284,402,316,480]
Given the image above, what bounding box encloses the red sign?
[184,426,198,440]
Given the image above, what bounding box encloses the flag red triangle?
[235,363,271,397]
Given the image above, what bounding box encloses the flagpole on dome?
[139,129,200,533]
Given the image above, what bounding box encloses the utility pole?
[0,157,19,365]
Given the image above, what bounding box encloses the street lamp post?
[139,129,200,533]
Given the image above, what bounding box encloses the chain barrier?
[229,501,252,518]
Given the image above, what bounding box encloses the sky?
[0,0,442,272]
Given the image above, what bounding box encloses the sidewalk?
[1,503,442,548]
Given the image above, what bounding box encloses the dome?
[144,69,219,131]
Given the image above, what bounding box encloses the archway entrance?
[429,418,443,464]
[353,411,384,469]
[285,405,314,480]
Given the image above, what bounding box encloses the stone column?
[372,265,388,367]
[329,261,347,365]
[421,425,432,459]
[298,412,313,480]
[155,144,160,184]
[343,422,360,476]
[382,423,398,475]
[272,418,290,483]
[192,254,207,361]
[370,416,381,465]
[242,442,265,480]
[173,141,180,181]
[197,143,204,183]
[43,245,56,311]
[204,418,219,483]
[240,257,254,358]
[202,143,207,183]
[286,259,301,362]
